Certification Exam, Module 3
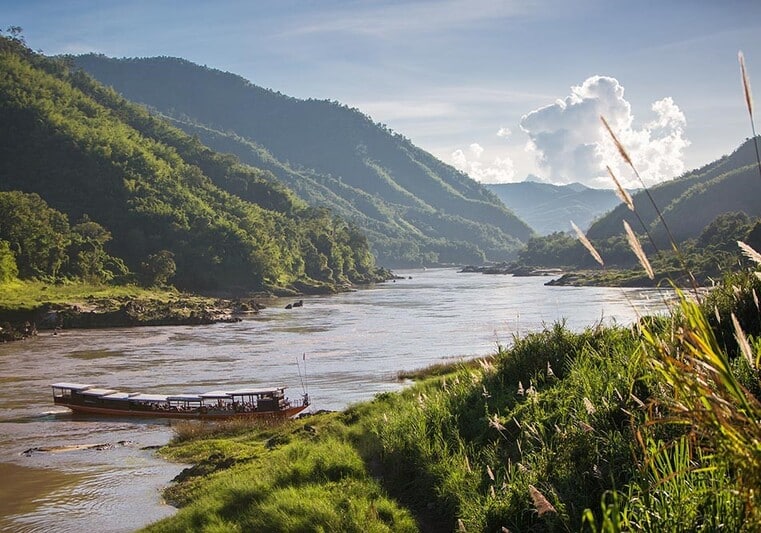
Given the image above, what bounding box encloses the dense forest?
[0,35,386,292]
[73,54,533,267]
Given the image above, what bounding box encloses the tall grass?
[578,51,761,532]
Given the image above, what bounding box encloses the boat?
[51,383,310,420]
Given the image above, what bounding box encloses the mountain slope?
[0,37,381,290]
[587,138,761,243]
[486,182,621,234]
[73,54,533,266]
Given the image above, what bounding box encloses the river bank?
[0,292,256,342]
[0,271,398,342]
[142,270,761,531]
[0,270,671,531]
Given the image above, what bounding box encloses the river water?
[0,269,670,531]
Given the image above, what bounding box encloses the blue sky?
[4,0,761,188]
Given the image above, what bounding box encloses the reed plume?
[738,241,761,265]
[571,220,604,266]
[607,165,634,211]
[739,51,761,183]
[529,485,557,516]
[624,221,654,280]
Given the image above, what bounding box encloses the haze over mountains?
[486,181,621,235]
[74,55,533,267]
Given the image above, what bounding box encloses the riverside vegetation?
[143,55,761,531]
[143,268,761,532]
[0,32,392,337]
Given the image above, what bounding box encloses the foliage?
[0,240,18,282]
[144,417,417,533]
[0,36,384,291]
[140,250,176,287]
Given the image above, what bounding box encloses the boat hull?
[55,401,308,420]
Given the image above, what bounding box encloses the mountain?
[73,55,533,266]
[485,181,621,235]
[587,138,761,244]
[0,36,383,291]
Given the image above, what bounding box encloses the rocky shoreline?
[459,262,564,277]
[0,295,264,343]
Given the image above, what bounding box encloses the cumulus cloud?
[451,144,515,184]
[520,76,690,188]
[497,127,512,138]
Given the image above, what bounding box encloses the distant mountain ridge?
[485,181,621,235]
[587,137,761,244]
[74,55,533,266]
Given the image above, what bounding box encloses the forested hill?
[587,137,761,244]
[0,36,385,291]
[486,181,620,235]
[73,54,533,266]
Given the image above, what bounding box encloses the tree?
[0,240,18,282]
[0,191,71,278]
[141,250,176,286]
[70,215,115,281]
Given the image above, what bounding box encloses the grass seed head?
[740,51,754,119]
[572,220,604,266]
[624,220,654,279]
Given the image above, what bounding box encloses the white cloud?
[519,76,690,188]
[469,143,484,158]
[497,127,512,138]
[451,146,516,184]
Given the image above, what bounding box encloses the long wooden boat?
[51,383,310,420]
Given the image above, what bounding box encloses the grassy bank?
[142,270,761,532]
[0,279,190,311]
[0,280,253,341]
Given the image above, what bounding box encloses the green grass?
[144,415,417,532]
[0,279,210,311]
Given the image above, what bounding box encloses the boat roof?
[50,384,288,400]
[199,390,232,398]
[167,394,203,402]
[81,388,118,397]
[130,394,168,402]
[100,392,135,400]
[51,382,93,391]
[227,387,285,396]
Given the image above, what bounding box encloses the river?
[0,269,671,532]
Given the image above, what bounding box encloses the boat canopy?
[167,394,203,402]
[51,383,93,391]
[228,387,285,396]
[129,394,168,402]
[100,392,136,400]
[81,388,118,397]
[199,390,233,399]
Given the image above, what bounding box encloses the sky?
[4,0,761,189]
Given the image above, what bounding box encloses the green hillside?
[73,54,533,266]
[587,138,761,244]
[0,36,384,291]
